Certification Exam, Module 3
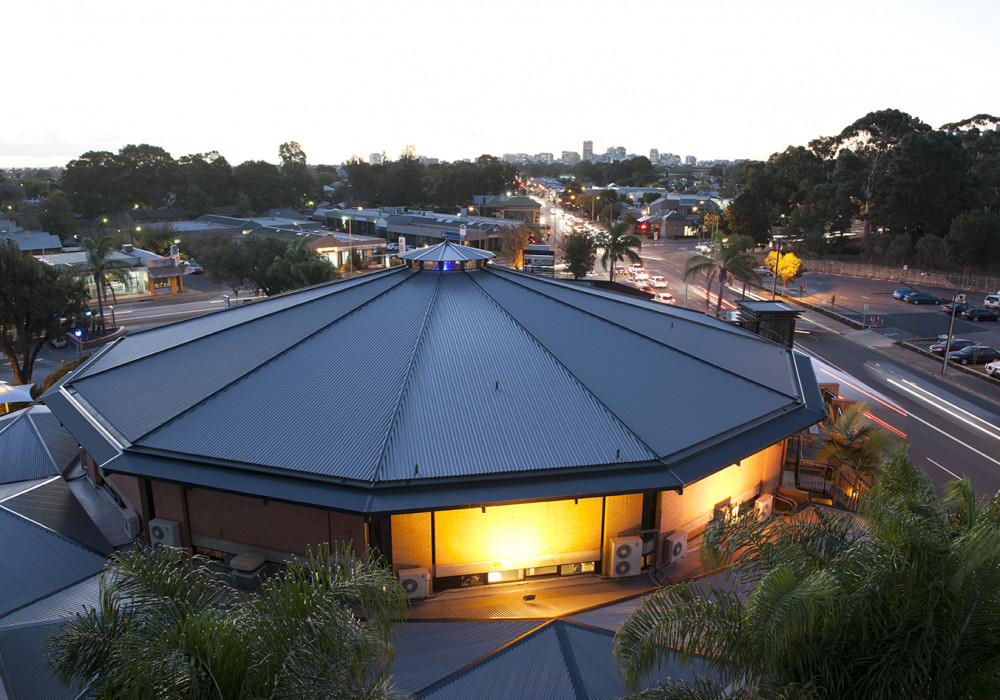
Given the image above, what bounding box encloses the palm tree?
[614,451,1000,699]
[597,219,642,282]
[814,401,895,481]
[47,543,410,699]
[81,234,128,325]
[683,233,757,316]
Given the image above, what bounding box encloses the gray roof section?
[399,240,495,262]
[416,619,714,699]
[0,623,88,699]
[0,507,106,617]
[0,574,101,630]
[0,231,62,252]
[49,262,825,514]
[0,409,61,484]
[1,479,113,555]
[392,620,542,695]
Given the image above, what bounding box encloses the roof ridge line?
[78,267,407,381]
[486,267,799,401]
[469,269,667,466]
[128,270,413,445]
[370,271,444,486]
[554,620,588,699]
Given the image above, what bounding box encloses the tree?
[499,224,531,269]
[278,140,307,166]
[723,191,772,246]
[765,250,803,292]
[81,235,129,325]
[39,190,78,241]
[0,240,88,384]
[232,160,285,212]
[267,239,339,291]
[684,233,757,316]
[202,233,288,295]
[614,451,1000,699]
[47,544,409,699]
[597,219,642,282]
[943,209,1000,273]
[561,230,596,279]
[914,234,943,270]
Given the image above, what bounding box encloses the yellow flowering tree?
[765,250,802,292]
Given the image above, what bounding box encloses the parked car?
[893,288,918,299]
[47,334,68,348]
[385,242,400,251]
[942,302,972,315]
[652,292,676,305]
[929,338,976,356]
[986,360,1000,377]
[960,307,999,322]
[753,266,772,277]
[650,276,668,288]
[182,260,203,274]
[983,294,1000,310]
[948,345,1000,365]
[695,243,713,255]
[903,292,941,305]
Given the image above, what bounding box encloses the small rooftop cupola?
[397,240,494,271]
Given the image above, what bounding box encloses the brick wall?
[601,493,643,576]
[658,442,783,536]
[391,512,432,571]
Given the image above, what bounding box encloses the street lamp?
[941,291,966,376]
[592,195,600,221]
[770,240,784,300]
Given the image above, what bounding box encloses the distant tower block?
[583,140,593,160]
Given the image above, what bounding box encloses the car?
[893,288,918,299]
[753,266,772,277]
[986,360,1000,377]
[636,283,653,293]
[628,263,645,275]
[903,292,941,305]
[695,243,713,255]
[613,266,627,277]
[947,345,1000,365]
[652,292,675,305]
[47,334,68,348]
[385,242,400,251]
[182,260,203,274]
[942,302,972,315]
[983,294,1000,310]
[929,338,976,356]
[633,271,649,283]
[650,276,668,288]
[960,307,999,322]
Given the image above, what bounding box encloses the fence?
[807,259,1000,294]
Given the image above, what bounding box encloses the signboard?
[442,230,462,241]
[459,224,467,242]
[399,236,406,253]
[376,217,388,230]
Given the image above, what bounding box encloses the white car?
[650,276,668,288]
[986,360,1000,378]
[633,271,650,283]
[653,292,675,305]
[695,243,713,255]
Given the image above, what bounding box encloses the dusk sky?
[5,0,998,169]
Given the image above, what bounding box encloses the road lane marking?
[903,407,1000,469]
[927,458,961,479]
[883,377,1000,442]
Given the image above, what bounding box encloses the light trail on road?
[882,376,1000,443]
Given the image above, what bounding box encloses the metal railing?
[807,259,1000,294]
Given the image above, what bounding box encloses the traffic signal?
[638,222,648,234]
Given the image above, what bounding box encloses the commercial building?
[47,241,824,596]
[583,140,593,160]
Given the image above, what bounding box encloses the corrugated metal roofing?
[0,507,106,617]
[391,620,542,695]
[399,241,495,262]
[416,619,714,699]
[2,479,113,555]
[28,410,80,473]
[0,574,100,630]
[0,623,88,699]
[49,259,825,514]
[0,410,60,484]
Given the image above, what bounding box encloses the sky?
[4,0,998,169]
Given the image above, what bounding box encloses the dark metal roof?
[416,619,714,699]
[0,507,106,617]
[0,623,88,699]
[399,240,495,262]
[47,263,825,514]
[1,479,113,555]
[0,409,61,484]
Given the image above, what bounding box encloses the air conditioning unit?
[123,511,141,540]
[148,518,182,547]
[611,535,643,578]
[399,567,429,599]
[663,531,687,564]
[756,494,774,519]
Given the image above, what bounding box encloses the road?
[627,237,1000,495]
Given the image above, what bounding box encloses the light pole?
[592,195,600,221]
[770,240,784,300]
[941,291,965,376]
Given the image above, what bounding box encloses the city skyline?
[4,0,998,170]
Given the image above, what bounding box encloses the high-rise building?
[583,140,593,160]
[615,146,626,160]
[650,148,659,162]
[562,151,581,165]
[369,152,384,165]
[685,155,696,165]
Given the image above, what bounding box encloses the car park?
[929,338,976,356]
[893,288,918,299]
[652,292,675,305]
[947,345,1000,365]
[960,308,999,322]
[650,276,668,288]
[903,292,941,305]
[986,360,1000,377]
